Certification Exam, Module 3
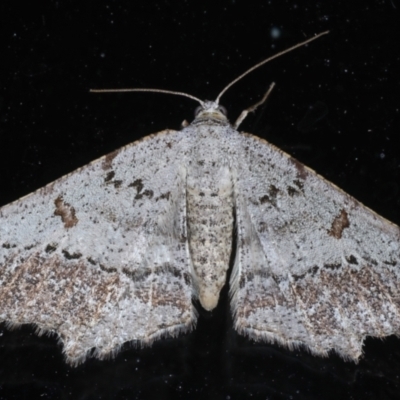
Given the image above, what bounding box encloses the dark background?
[1,1,400,399]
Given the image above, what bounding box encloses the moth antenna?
[90,31,328,110]
[215,30,329,104]
[90,88,205,107]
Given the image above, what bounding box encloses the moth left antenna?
[90,88,204,107]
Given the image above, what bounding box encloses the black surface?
[1,1,400,399]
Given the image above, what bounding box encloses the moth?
[1,31,399,366]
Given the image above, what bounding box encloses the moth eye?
[218,105,227,116]
[194,106,203,117]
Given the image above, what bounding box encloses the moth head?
[193,100,228,123]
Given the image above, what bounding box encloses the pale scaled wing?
[0,129,196,365]
[231,132,400,361]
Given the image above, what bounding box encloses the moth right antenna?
[215,30,329,104]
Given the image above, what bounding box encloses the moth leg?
[233,83,275,129]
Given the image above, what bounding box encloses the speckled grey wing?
[231,132,400,361]
[0,129,196,365]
